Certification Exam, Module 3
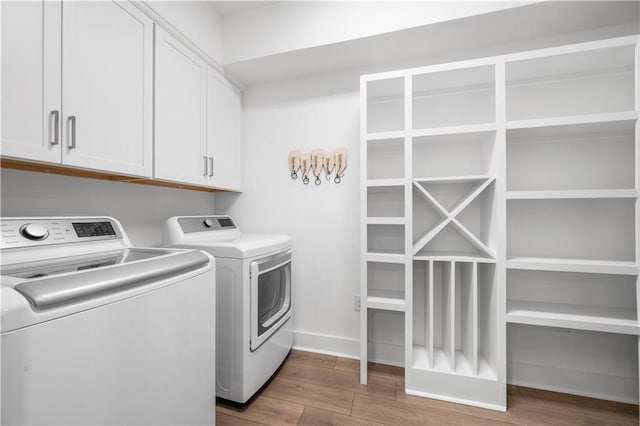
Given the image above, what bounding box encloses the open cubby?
[367,224,405,255]
[507,199,635,262]
[506,120,636,191]
[506,45,635,121]
[412,131,496,178]
[413,178,496,259]
[413,260,432,367]
[455,181,496,252]
[413,65,495,129]
[367,261,405,302]
[367,138,404,180]
[477,263,498,379]
[508,324,639,404]
[413,260,497,379]
[455,262,477,375]
[367,309,405,366]
[368,185,404,218]
[507,269,638,334]
[433,261,455,371]
[367,77,404,133]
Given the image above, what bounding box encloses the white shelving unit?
[361,35,640,411]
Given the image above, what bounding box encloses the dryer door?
[249,249,291,351]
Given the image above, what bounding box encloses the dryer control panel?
[178,216,237,234]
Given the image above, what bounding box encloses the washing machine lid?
[185,233,292,258]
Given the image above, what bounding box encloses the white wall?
[0,169,216,247]
[217,24,640,361]
[222,1,529,64]
[216,70,364,357]
[144,0,223,64]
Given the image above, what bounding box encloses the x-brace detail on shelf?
[412,175,496,258]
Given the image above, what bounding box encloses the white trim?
[363,35,640,83]
[507,377,638,406]
[292,330,359,360]
[131,1,244,91]
[404,388,507,412]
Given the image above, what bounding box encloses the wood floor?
[216,350,639,426]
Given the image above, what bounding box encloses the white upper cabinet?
[1,1,62,163]
[207,68,242,191]
[2,1,241,190]
[62,1,153,177]
[154,26,208,186]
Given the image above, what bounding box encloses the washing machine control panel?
[1,218,122,248]
[178,216,237,233]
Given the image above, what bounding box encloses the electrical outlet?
[354,295,361,312]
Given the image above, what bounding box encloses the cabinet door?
[207,69,242,191]
[62,1,153,177]
[1,0,61,163]
[155,26,207,186]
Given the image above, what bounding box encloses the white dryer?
[163,215,293,406]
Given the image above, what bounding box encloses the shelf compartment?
[367,77,404,133]
[477,263,498,382]
[412,131,496,179]
[507,269,638,335]
[413,177,496,259]
[455,262,477,375]
[367,185,404,218]
[508,324,639,404]
[413,260,497,378]
[367,309,405,365]
[506,257,638,275]
[367,224,405,256]
[367,138,405,180]
[413,260,433,367]
[413,65,495,129]
[507,199,635,262]
[506,119,636,191]
[434,261,455,371]
[506,45,635,121]
[367,262,405,312]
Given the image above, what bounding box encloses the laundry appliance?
[1,216,216,425]
[163,215,292,405]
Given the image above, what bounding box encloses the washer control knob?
[203,218,215,228]
[20,223,49,241]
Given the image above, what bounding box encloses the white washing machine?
[163,215,292,406]
[1,217,216,425]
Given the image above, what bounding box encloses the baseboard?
[508,361,639,405]
[292,330,404,366]
[292,330,359,359]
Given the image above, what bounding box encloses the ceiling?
[224,1,640,86]
[209,1,277,18]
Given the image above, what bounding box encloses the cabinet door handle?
[48,110,59,146]
[203,155,208,176]
[67,116,76,150]
[208,157,214,177]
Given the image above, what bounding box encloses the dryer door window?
[250,249,292,351]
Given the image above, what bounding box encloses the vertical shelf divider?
[405,72,414,380]
[634,41,640,409]
[428,259,435,369]
[494,59,508,410]
[359,76,368,386]
[471,261,479,375]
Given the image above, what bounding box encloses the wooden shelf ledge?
[1,158,228,193]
